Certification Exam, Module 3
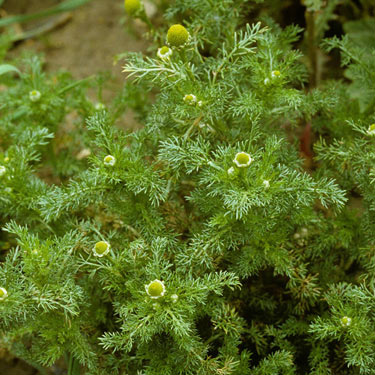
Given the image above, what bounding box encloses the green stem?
[140,11,155,34]
[178,49,187,63]
[178,49,195,82]
[204,333,223,346]
[58,75,95,95]
[305,8,317,88]
[66,352,81,375]
[183,114,203,140]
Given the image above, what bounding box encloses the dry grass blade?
[0,0,93,27]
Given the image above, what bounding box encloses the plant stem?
[66,352,81,375]
[305,8,317,88]
[140,11,155,34]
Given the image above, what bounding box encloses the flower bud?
[167,24,190,47]
[367,123,375,136]
[145,279,165,299]
[183,94,197,105]
[0,166,6,177]
[93,241,110,257]
[29,90,41,102]
[233,152,253,168]
[227,167,235,176]
[124,0,142,15]
[263,180,270,189]
[95,102,106,111]
[0,287,8,301]
[103,155,116,167]
[157,46,173,60]
[171,294,178,303]
[340,316,352,327]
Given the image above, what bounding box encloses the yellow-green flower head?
[29,90,41,102]
[103,155,116,167]
[157,46,173,60]
[167,24,190,47]
[183,94,197,105]
[233,152,253,168]
[145,279,165,299]
[93,241,110,257]
[367,123,375,136]
[0,165,6,177]
[0,287,8,301]
[124,0,142,15]
[340,316,352,327]
[271,70,281,78]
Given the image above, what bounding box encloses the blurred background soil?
[3,0,149,78]
[0,0,149,373]
[2,0,153,130]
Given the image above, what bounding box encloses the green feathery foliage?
[1,0,375,374]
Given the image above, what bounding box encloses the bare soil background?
[4,0,148,78]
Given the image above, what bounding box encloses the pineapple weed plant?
[1,0,375,373]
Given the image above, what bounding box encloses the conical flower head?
[93,241,110,257]
[103,155,116,166]
[145,279,165,299]
[233,152,253,168]
[157,46,173,60]
[124,0,142,15]
[167,24,189,47]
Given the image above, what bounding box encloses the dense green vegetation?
[1,0,375,374]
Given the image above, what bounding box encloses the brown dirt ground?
[4,0,149,79]
[3,0,153,129]
[0,0,151,373]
